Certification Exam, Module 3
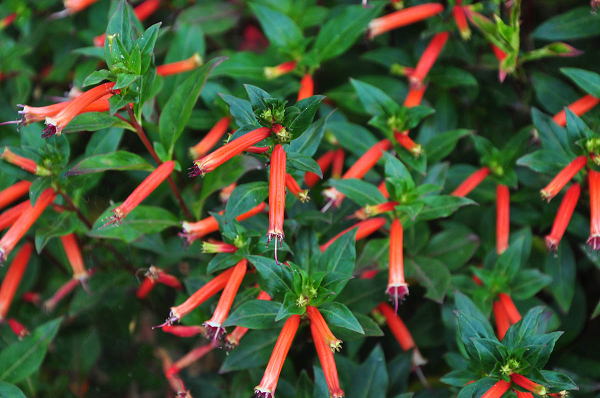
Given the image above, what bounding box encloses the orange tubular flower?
[546,183,580,251]
[453,3,471,40]
[268,145,286,263]
[320,218,386,252]
[378,181,390,198]
[264,61,298,79]
[60,234,88,281]
[202,241,238,253]
[7,318,28,339]
[136,277,157,299]
[44,269,97,312]
[136,266,182,299]
[496,185,510,255]
[305,150,336,188]
[306,305,342,352]
[245,145,270,154]
[226,291,271,349]
[493,300,510,340]
[310,322,345,398]
[0,243,33,321]
[94,0,161,46]
[2,148,50,176]
[190,127,271,177]
[516,391,534,398]
[220,182,237,204]
[552,95,600,127]
[285,174,310,203]
[161,325,205,338]
[510,374,547,396]
[157,267,236,327]
[588,170,600,250]
[378,303,427,367]
[1,13,17,29]
[451,167,490,197]
[104,161,174,227]
[157,53,203,77]
[541,156,587,201]
[394,131,422,157]
[0,188,55,265]
[367,3,444,38]
[403,85,427,108]
[43,82,118,138]
[0,181,30,210]
[388,219,409,312]
[490,44,508,82]
[166,343,213,378]
[64,0,101,14]
[189,116,231,159]
[353,201,399,220]
[255,314,301,398]
[409,32,449,89]
[323,140,391,208]
[481,380,511,398]
[498,293,521,324]
[332,148,345,179]
[297,74,314,102]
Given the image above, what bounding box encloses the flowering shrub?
[1,0,600,397]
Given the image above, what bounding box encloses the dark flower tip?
[254,391,273,398]
[587,235,600,251]
[187,163,203,178]
[41,124,57,139]
[387,285,410,313]
[203,323,226,348]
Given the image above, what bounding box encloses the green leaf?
[62,112,132,134]
[416,195,476,221]
[286,151,323,178]
[454,291,496,338]
[421,228,479,271]
[224,182,269,223]
[207,253,244,274]
[561,68,600,99]
[328,121,379,157]
[441,370,479,387]
[406,256,451,303]
[287,113,332,157]
[429,67,478,88]
[531,108,573,156]
[134,23,160,74]
[104,0,134,68]
[495,236,525,280]
[539,370,578,391]
[250,3,303,50]
[511,269,552,300]
[424,129,472,164]
[348,345,388,398]
[275,292,305,321]
[29,178,51,206]
[66,151,154,176]
[244,84,272,110]
[220,329,280,372]
[544,242,576,313]
[82,69,112,87]
[223,299,282,329]
[158,57,225,155]
[350,78,400,116]
[319,302,364,334]
[114,73,139,90]
[288,96,326,139]
[248,255,294,301]
[533,7,600,40]
[383,152,413,186]
[0,318,62,383]
[516,149,572,175]
[0,382,26,398]
[34,212,80,252]
[219,94,259,127]
[318,230,357,295]
[328,179,386,207]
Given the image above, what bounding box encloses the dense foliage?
[0,0,599,397]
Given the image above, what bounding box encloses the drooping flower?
[332,148,345,179]
[480,380,511,398]
[0,242,33,321]
[268,145,286,263]
[285,174,310,203]
[136,266,183,299]
[540,156,587,201]
[156,53,203,77]
[161,325,205,338]
[155,348,188,395]
[306,305,342,352]
[320,218,387,252]
[552,95,599,127]
[0,188,55,265]
[546,184,580,251]
[388,218,409,311]
[453,2,471,40]
[297,74,314,102]
[189,127,271,177]
[264,61,298,79]
[43,269,97,312]
[103,161,174,227]
[493,300,510,340]
[305,150,336,188]
[2,148,51,176]
[166,344,213,378]
[451,167,490,197]
[225,290,271,349]
[409,32,449,89]
[367,3,444,38]
[496,185,510,255]
[93,0,161,46]
[0,181,31,210]
[490,44,509,82]
[7,318,28,339]
[310,322,345,398]
[352,201,399,220]
[377,303,427,368]
[255,314,301,398]
[394,131,422,157]
[60,234,89,281]
[189,116,231,159]
[587,169,600,251]
[498,293,521,324]
[0,202,31,231]
[510,374,547,396]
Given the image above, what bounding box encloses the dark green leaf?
[533,7,600,40]
[286,151,323,178]
[406,256,451,303]
[224,182,269,223]
[561,68,600,99]
[347,345,388,398]
[223,299,282,329]
[250,3,303,49]
[328,178,386,207]
[248,255,294,301]
[220,329,280,372]
[544,242,576,313]
[319,302,364,334]
[219,94,258,127]
[424,129,472,164]
[66,151,154,176]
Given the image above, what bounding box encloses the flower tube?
[305,150,336,188]
[285,174,310,203]
[368,4,444,38]
[268,145,286,263]
[0,243,33,321]
[451,167,490,197]
[496,185,510,255]
[510,374,547,396]
[552,95,599,127]
[320,218,386,252]
[388,218,409,311]
[306,305,342,352]
[310,322,345,398]
[588,170,600,251]
[264,61,297,79]
[545,184,580,251]
[189,116,231,159]
[297,74,314,102]
[481,380,511,398]
[409,32,449,89]
[157,53,203,77]
[2,148,51,176]
[225,291,271,349]
[0,202,30,231]
[541,156,587,201]
[0,181,31,210]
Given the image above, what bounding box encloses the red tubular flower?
[43,82,118,138]
[64,0,100,14]
[541,156,587,201]
[245,145,270,154]
[166,343,213,378]
[378,181,390,198]
[161,325,205,338]
[0,243,33,321]
[394,131,422,157]
[367,3,444,38]
[21,291,41,306]
[588,169,600,250]
[43,269,97,312]
[552,95,600,127]
[264,61,298,79]
[220,182,237,204]
[307,305,342,352]
[453,4,471,40]
[103,161,174,227]
[493,300,510,340]
[202,241,238,253]
[498,293,521,324]
[332,148,345,179]
[239,25,269,52]
[7,318,28,339]
[189,116,231,159]
[481,380,511,398]
[490,44,509,82]
[94,0,161,46]
[136,266,182,299]
[320,218,386,252]
[158,267,236,326]
[0,13,17,29]
[297,74,314,102]
[377,303,427,367]
[515,391,534,398]
[388,218,409,312]
[323,140,391,208]
[2,148,50,176]
[226,290,271,349]
[0,188,55,265]
[285,174,310,203]
[451,167,490,197]
[255,314,301,398]
[496,185,510,255]
[156,53,203,77]
[403,85,427,108]
[510,374,547,396]
[0,181,30,210]
[190,127,271,177]
[352,201,399,220]
[268,145,286,263]
[409,32,449,89]
[310,322,345,398]
[305,150,336,188]
[60,234,89,281]
[136,277,157,299]
[546,183,580,251]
